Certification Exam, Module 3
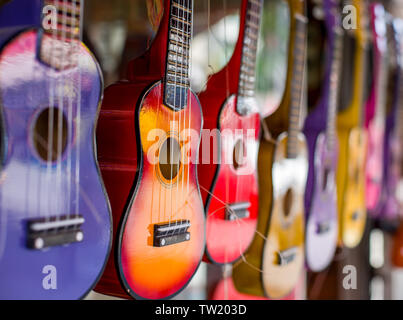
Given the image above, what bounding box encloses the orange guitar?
[335,0,369,248]
[232,0,307,299]
[94,0,205,300]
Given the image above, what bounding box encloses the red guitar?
[198,0,262,265]
[94,0,205,300]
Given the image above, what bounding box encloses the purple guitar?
[0,0,111,299]
[303,0,341,272]
[377,18,403,222]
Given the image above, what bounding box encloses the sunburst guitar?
[232,0,307,299]
[94,0,205,300]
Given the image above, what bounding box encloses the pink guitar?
[365,3,388,215]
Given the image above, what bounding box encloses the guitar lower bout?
[262,132,307,299]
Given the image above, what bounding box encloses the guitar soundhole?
[32,107,68,162]
[283,188,293,218]
[159,137,181,181]
[322,168,329,191]
[233,139,246,169]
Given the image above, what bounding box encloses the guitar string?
[75,0,83,219]
[56,0,68,228]
[45,0,59,230]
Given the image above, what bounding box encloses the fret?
[326,27,343,148]
[236,0,263,115]
[172,1,191,13]
[245,19,260,31]
[169,39,189,50]
[44,0,81,17]
[170,26,191,37]
[40,0,82,70]
[164,0,193,110]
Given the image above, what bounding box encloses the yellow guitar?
[336,0,369,248]
[232,0,307,299]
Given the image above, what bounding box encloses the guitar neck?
[39,0,82,70]
[164,0,193,111]
[325,27,343,150]
[372,8,388,127]
[236,0,263,115]
[287,14,307,159]
[42,0,81,39]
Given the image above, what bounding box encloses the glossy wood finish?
[232,0,307,298]
[0,29,111,299]
[197,0,261,265]
[336,0,368,248]
[94,0,205,300]
[120,82,204,300]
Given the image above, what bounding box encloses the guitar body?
[95,0,205,300]
[198,0,261,265]
[200,94,259,264]
[261,133,306,298]
[337,127,367,247]
[305,133,338,271]
[381,113,401,220]
[0,29,112,299]
[365,116,384,212]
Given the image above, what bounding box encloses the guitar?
[335,0,368,248]
[0,0,112,299]
[365,3,388,215]
[233,0,307,299]
[303,0,341,272]
[197,0,261,265]
[377,17,403,222]
[94,0,205,300]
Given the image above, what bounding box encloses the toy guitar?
[94,0,205,300]
[0,0,112,299]
[365,3,388,215]
[197,0,261,265]
[303,0,341,272]
[233,0,307,299]
[377,17,403,222]
[335,0,368,248]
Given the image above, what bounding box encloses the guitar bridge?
[316,221,330,234]
[276,247,298,266]
[153,220,191,247]
[26,215,84,250]
[225,202,250,221]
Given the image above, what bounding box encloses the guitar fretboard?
[42,0,81,40]
[237,0,263,115]
[325,27,343,150]
[287,14,307,159]
[40,0,82,70]
[164,0,193,111]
